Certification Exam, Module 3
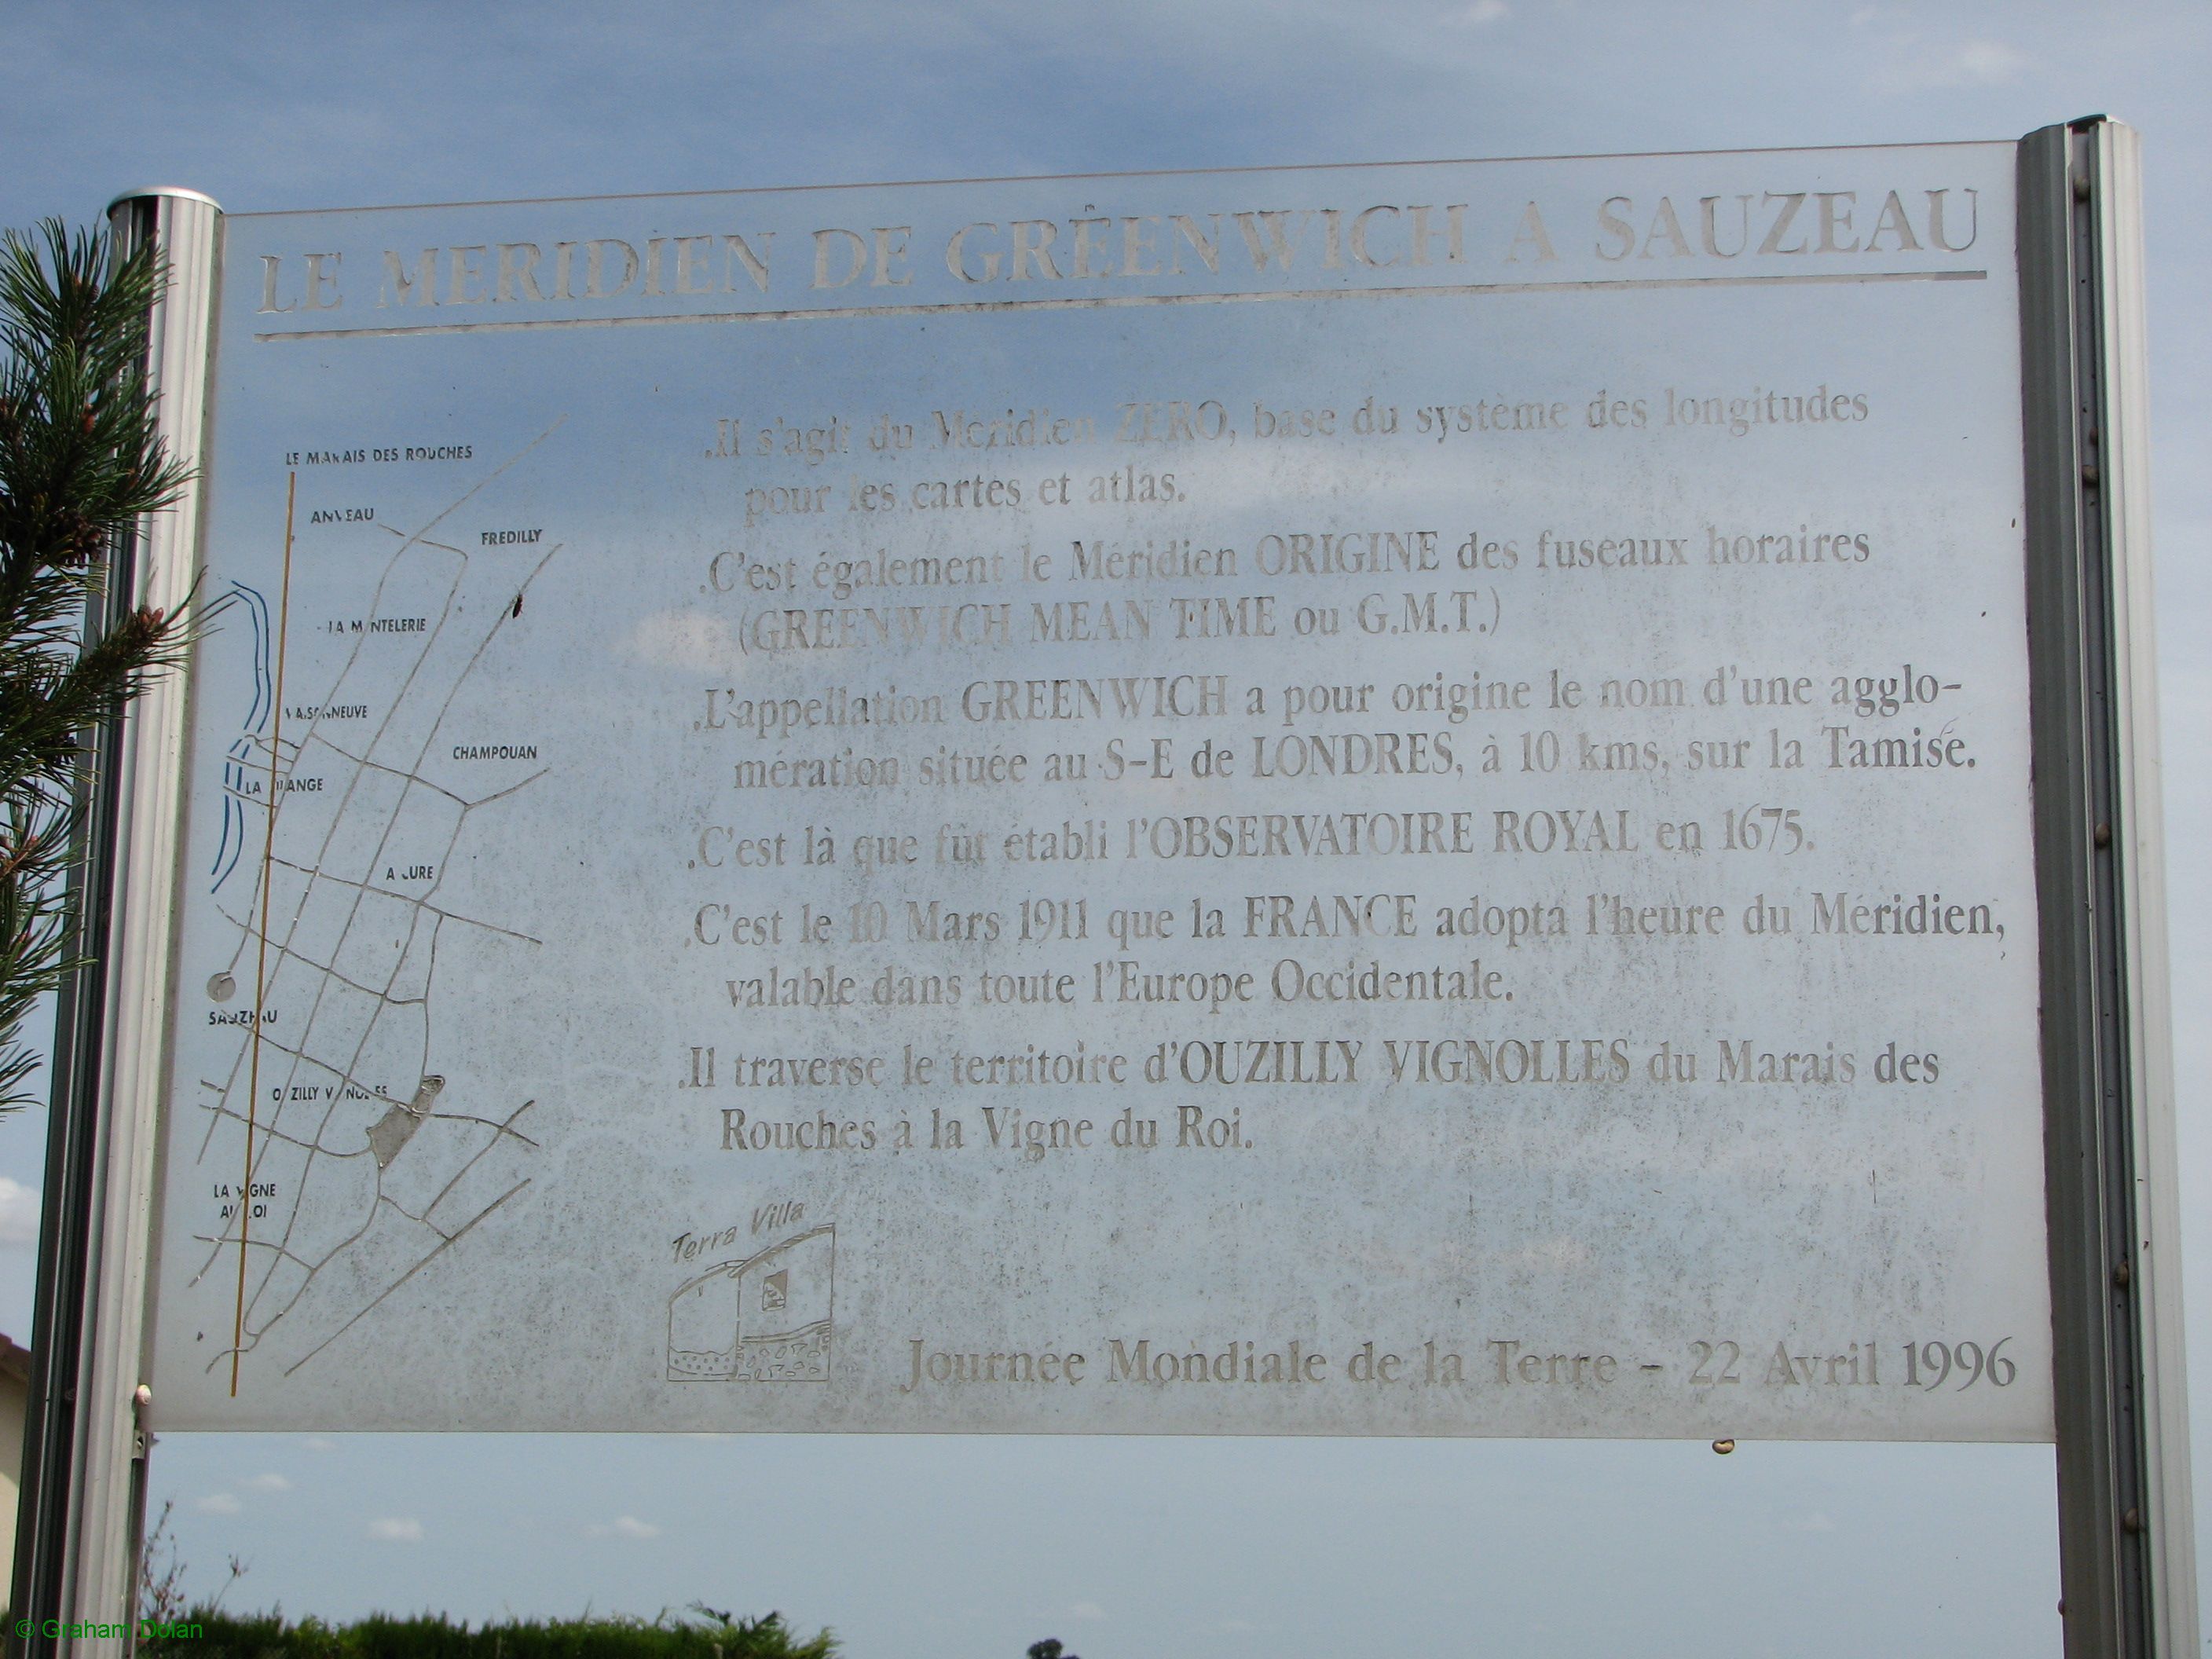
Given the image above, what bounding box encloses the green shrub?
[138,1607,835,1659]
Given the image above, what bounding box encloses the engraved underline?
[255,266,1988,342]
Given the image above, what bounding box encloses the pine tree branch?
[0,217,198,1115]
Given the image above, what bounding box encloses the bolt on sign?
[73,140,2174,1517]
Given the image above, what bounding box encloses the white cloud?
[1871,33,2027,93]
[625,610,738,673]
[588,1514,662,1539]
[0,1177,41,1247]
[1071,1602,1106,1622]
[368,1517,423,1543]
[1954,38,2027,82]
[194,1492,240,1515]
[246,1473,292,1492]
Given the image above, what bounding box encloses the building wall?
[0,1334,29,1601]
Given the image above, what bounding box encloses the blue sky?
[2,3,2209,1654]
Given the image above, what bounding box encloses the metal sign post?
[8,189,219,1658]
[2021,118,2197,1657]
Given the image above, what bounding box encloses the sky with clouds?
[1,3,2208,1655]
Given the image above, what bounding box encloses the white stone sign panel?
[147,144,2049,1438]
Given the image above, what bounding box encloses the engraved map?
[185,441,559,1388]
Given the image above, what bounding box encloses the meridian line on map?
[234,470,296,1397]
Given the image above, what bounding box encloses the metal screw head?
[1711,1437,1736,1456]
